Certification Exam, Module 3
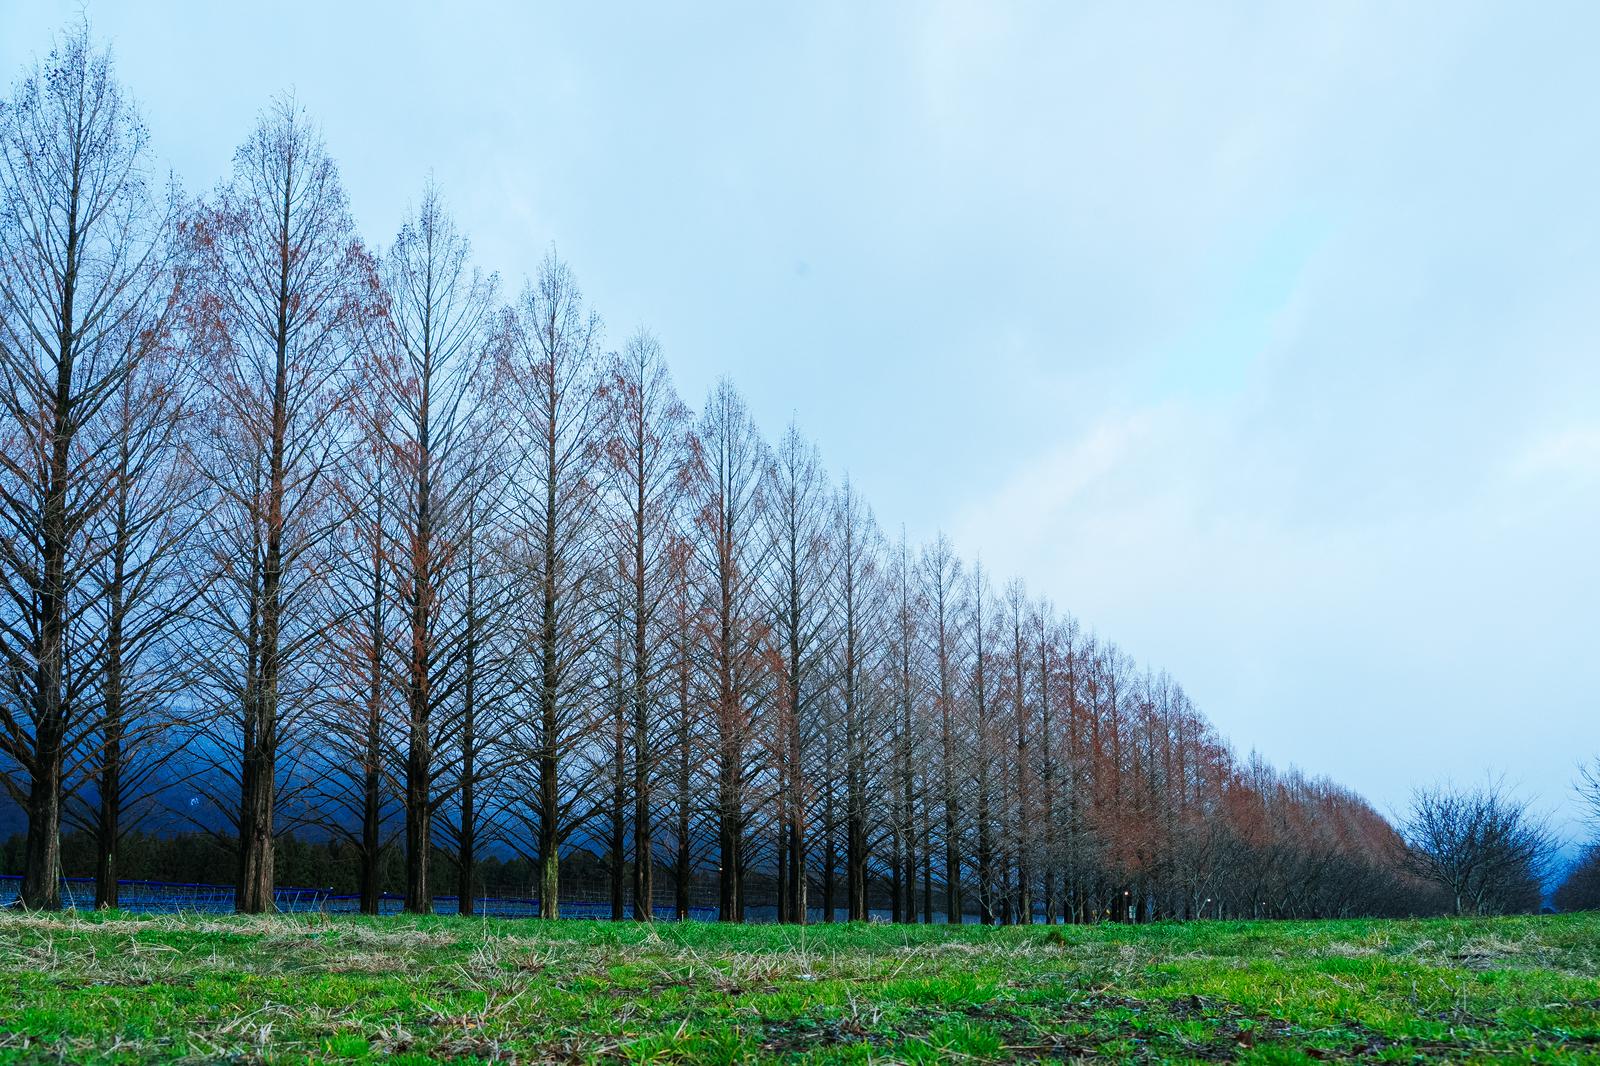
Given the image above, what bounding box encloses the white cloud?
[1507,425,1600,481]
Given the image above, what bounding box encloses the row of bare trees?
[1,25,1421,919]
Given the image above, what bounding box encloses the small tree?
[1403,781,1553,915]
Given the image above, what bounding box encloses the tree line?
[1,24,1445,921]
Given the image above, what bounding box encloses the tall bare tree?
[598,328,687,920]
[1003,578,1034,924]
[316,398,399,915]
[75,323,201,909]
[436,467,521,916]
[1031,598,1059,922]
[967,560,997,923]
[762,424,832,923]
[367,182,497,914]
[887,530,925,922]
[921,534,963,922]
[832,476,882,921]
[687,379,770,921]
[662,532,706,920]
[501,250,604,919]
[0,26,179,909]
[190,96,364,913]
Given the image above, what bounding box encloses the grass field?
[2,911,1598,1063]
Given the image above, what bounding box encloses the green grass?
[2,911,1598,1063]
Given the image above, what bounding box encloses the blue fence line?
[0,875,985,923]
[319,893,723,921]
[0,874,728,920]
[0,874,333,913]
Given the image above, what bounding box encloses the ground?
[2,911,1598,1063]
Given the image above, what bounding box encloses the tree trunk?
[361,739,382,916]
[539,747,560,919]
[95,624,124,910]
[237,561,278,916]
[822,787,837,923]
[718,753,741,922]
[20,754,64,910]
[631,645,653,921]
[611,683,627,920]
[236,730,276,914]
[404,730,432,914]
[674,647,692,922]
[846,727,868,921]
[977,761,994,925]
[457,547,478,917]
[95,736,119,910]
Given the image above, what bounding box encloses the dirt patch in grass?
[758,1015,891,1056]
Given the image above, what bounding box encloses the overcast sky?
[5,1,1596,838]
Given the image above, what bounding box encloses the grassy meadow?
[2,910,1598,1063]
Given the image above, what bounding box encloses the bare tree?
[435,461,522,915]
[366,182,497,914]
[1403,780,1554,916]
[598,329,687,920]
[1003,578,1034,924]
[662,532,707,920]
[967,560,999,924]
[1031,598,1059,922]
[686,379,771,921]
[0,26,179,909]
[189,96,365,913]
[316,401,399,915]
[921,534,964,922]
[832,476,883,922]
[887,530,925,923]
[75,320,202,909]
[761,424,832,923]
[501,249,604,919]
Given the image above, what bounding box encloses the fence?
[0,874,732,920]
[0,874,335,913]
[0,874,1000,923]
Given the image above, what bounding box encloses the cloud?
[1507,425,1600,481]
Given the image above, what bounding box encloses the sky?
[4,1,1597,839]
